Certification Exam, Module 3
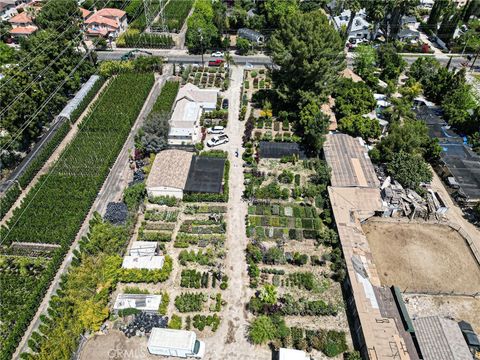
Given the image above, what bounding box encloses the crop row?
[0,77,106,221]
[0,73,154,360]
[162,0,194,32]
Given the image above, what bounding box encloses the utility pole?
[199,29,204,65]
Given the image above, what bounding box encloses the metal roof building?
[113,293,161,314]
[325,133,414,360]
[413,316,472,360]
[238,28,265,44]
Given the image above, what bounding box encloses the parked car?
[207,134,229,147]
[207,126,225,134]
[208,59,224,67]
[211,51,224,57]
[222,98,229,109]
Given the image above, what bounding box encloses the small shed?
[113,293,161,314]
[122,255,165,270]
[130,241,157,257]
[238,28,264,44]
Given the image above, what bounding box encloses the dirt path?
[430,170,480,261]
[0,79,110,227]
[199,66,270,360]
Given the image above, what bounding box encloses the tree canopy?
[333,78,376,119]
[0,0,94,170]
[353,44,378,86]
[269,9,345,108]
[185,0,220,53]
[372,119,441,163]
[338,114,381,141]
[387,151,433,190]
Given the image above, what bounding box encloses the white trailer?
[148,328,205,358]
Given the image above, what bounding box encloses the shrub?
[249,316,276,344]
[168,314,182,329]
[159,292,169,315]
[148,195,178,206]
[174,293,204,312]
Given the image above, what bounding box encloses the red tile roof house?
[8,11,37,38]
[84,8,127,39]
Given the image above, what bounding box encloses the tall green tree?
[333,78,376,118]
[438,5,462,45]
[36,0,82,41]
[353,44,378,86]
[374,119,441,162]
[442,84,478,134]
[269,10,345,107]
[425,0,449,34]
[262,0,299,27]
[185,0,220,54]
[387,150,433,190]
[338,114,381,140]
[364,0,385,40]
[376,44,406,82]
[381,0,419,40]
[343,0,362,40]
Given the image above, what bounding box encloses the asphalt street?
[97,48,472,70]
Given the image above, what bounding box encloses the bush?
[148,195,178,206]
[249,316,276,344]
[168,314,182,329]
[159,292,169,315]
[174,293,205,312]
[0,183,21,220]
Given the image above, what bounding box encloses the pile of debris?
[104,202,129,225]
[120,313,167,338]
[380,176,448,220]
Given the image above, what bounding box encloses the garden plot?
[248,204,324,241]
[242,119,352,357]
[180,65,230,90]
[110,199,231,341]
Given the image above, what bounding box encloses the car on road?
[207,134,229,147]
[211,51,224,57]
[222,98,229,109]
[208,59,224,67]
[207,126,225,134]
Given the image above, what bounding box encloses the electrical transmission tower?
[144,0,167,33]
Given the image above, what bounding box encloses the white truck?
[147,328,205,358]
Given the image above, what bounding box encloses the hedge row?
[1,77,105,219]
[0,183,21,220]
[17,122,71,189]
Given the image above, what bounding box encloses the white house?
[113,293,162,314]
[84,8,127,39]
[0,0,17,21]
[332,9,370,40]
[169,83,218,146]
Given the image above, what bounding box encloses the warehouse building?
[146,150,225,199]
[324,133,415,360]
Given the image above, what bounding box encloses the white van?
[147,328,205,358]
[207,126,225,134]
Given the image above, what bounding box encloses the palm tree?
[224,52,235,72]
[365,1,384,40]
[344,0,362,41]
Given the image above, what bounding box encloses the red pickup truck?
[208,59,224,67]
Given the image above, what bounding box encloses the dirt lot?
[403,294,480,334]
[363,219,480,294]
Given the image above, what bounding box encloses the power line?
[0,0,107,90]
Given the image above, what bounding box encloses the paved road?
[98,48,471,69]
[13,75,166,359]
[98,49,271,65]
